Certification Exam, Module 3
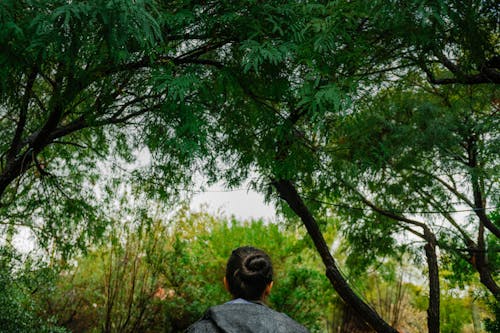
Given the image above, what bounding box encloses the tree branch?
[272,179,399,333]
[414,187,475,246]
[7,70,37,161]
[466,134,500,238]
[409,167,475,208]
[422,53,500,85]
[350,188,427,229]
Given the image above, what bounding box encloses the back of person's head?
[225,246,273,300]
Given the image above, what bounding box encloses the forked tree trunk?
[272,179,398,333]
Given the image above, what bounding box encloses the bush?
[0,247,67,333]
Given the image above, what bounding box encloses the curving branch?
[349,184,499,297]
[414,187,475,246]
[6,70,37,161]
[422,53,500,85]
[272,179,399,333]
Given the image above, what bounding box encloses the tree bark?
[272,179,398,333]
[341,303,372,333]
[467,133,500,239]
[471,178,500,238]
[475,221,500,298]
[476,264,500,298]
[423,228,440,333]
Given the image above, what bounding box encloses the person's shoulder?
[211,302,309,333]
[185,318,221,333]
[265,307,310,333]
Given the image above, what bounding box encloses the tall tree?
[191,2,498,331]
[322,81,499,296]
[0,0,269,250]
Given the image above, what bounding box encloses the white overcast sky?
[131,149,278,221]
[190,183,277,221]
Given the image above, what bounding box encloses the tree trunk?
[475,221,500,298]
[272,179,398,333]
[341,303,373,333]
[423,228,440,333]
[477,265,500,298]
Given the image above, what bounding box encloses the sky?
[131,149,278,221]
[189,183,277,221]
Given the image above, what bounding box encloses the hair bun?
[240,254,271,282]
[225,246,273,300]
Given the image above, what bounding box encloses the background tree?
[35,209,335,333]
[0,0,189,252]
[319,77,499,291]
[194,2,499,330]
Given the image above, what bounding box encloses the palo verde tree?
[310,79,499,333]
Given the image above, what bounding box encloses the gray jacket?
[186,302,310,333]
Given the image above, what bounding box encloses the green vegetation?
[0,0,498,332]
[2,212,490,332]
[0,247,67,332]
[31,212,334,332]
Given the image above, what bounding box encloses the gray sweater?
[186,302,310,333]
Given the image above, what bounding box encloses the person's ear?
[223,276,230,292]
[263,281,273,297]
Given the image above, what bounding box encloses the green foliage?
[0,0,170,255]
[0,247,67,333]
[270,268,332,332]
[0,1,498,332]
[484,299,500,333]
[36,211,332,332]
[440,293,474,333]
[487,211,500,272]
[314,81,499,296]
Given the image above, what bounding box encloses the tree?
[1,1,401,330]
[195,2,499,331]
[0,0,184,250]
[0,0,291,252]
[0,2,406,328]
[322,79,498,292]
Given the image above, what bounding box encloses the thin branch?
[354,63,413,78]
[33,153,51,177]
[98,51,224,77]
[399,224,425,239]
[414,187,475,245]
[32,92,48,114]
[422,54,500,85]
[7,70,37,160]
[347,186,427,229]
[177,40,227,61]
[409,167,475,207]
[109,93,164,120]
[51,140,88,149]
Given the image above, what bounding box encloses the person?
[186,246,310,333]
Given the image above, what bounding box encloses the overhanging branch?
[272,179,399,333]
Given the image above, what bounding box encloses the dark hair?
[225,246,273,300]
